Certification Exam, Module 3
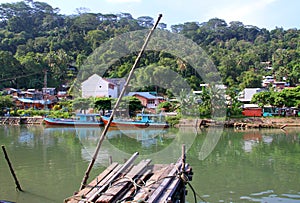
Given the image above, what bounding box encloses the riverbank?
[176,117,300,129]
[1,116,299,129]
[227,117,300,129]
[0,116,44,125]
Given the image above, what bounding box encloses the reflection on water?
[242,131,274,152]
[189,128,300,203]
[0,126,300,202]
[43,127,182,166]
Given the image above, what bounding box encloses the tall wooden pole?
[79,14,163,190]
[1,145,23,192]
[180,144,186,202]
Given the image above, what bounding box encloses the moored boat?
[43,114,103,127]
[101,113,169,129]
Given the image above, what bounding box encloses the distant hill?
[0,1,299,92]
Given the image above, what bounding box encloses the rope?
[186,180,208,203]
[176,170,208,203]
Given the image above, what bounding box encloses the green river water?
[0,125,300,203]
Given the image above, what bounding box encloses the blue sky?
[0,0,299,30]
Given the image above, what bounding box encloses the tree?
[137,16,154,28]
[45,49,73,87]
[0,1,299,96]
[117,96,143,117]
[238,69,262,89]
[290,64,300,86]
[94,97,112,115]
[0,95,14,115]
[278,86,300,107]
[251,91,273,107]
[0,51,23,88]
[176,90,200,117]
[72,97,92,113]
[55,99,73,112]
[226,87,242,116]
[205,18,227,30]
[85,30,108,50]
[157,101,172,112]
[158,23,167,30]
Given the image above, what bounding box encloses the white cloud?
[0,0,19,3]
[207,0,278,24]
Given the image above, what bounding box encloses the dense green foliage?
[116,96,144,116]
[0,1,299,92]
[251,86,300,107]
[0,95,14,115]
[94,97,112,115]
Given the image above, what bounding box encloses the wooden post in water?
[181,144,186,203]
[181,144,186,172]
[79,14,163,191]
[1,145,23,192]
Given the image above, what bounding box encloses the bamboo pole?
[79,14,163,190]
[1,145,23,191]
[181,144,186,172]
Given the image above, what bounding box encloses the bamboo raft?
[65,151,193,203]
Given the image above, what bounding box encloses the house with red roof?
[128,92,165,109]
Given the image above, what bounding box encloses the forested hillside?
[0,0,299,92]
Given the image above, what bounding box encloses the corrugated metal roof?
[18,98,51,104]
[128,92,163,99]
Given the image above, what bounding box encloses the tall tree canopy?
[0,0,299,94]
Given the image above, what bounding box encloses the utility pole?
[44,69,47,90]
[43,69,48,109]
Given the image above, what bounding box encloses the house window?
[109,84,114,89]
[148,99,155,104]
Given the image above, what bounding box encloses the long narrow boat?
[101,113,169,128]
[43,114,103,127]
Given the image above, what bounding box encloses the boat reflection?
[44,127,168,144]
[242,131,274,152]
[43,126,172,165]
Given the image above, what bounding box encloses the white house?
[238,88,265,103]
[81,74,119,98]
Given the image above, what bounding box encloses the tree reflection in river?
[0,126,299,202]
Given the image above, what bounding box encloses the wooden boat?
[43,114,103,127]
[100,113,169,129]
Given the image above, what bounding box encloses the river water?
[0,125,300,203]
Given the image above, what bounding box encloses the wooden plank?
[87,152,139,202]
[121,168,152,201]
[147,161,182,203]
[81,163,119,196]
[96,159,152,203]
[64,162,119,203]
[82,164,124,202]
[156,164,190,202]
[65,163,122,203]
[156,177,181,202]
[133,164,174,201]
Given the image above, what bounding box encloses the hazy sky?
[0,0,299,30]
